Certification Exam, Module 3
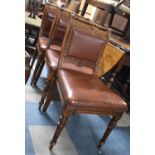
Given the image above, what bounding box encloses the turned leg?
[42,77,56,112]
[49,107,71,150]
[31,54,43,86]
[30,48,37,68]
[97,114,122,149]
[25,66,31,84]
[39,71,55,111]
[33,57,45,86]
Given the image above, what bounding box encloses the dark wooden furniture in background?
[65,0,82,13]
[25,11,42,71]
[101,41,130,111]
[25,12,42,47]
[25,0,45,64]
[81,0,130,38]
[108,0,130,39]
[40,15,127,151]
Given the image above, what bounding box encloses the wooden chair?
[41,15,127,151]
[38,8,73,110]
[66,0,82,13]
[31,5,73,87]
[31,4,61,86]
[38,12,92,111]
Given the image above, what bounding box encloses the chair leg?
[31,54,44,86]
[30,48,37,68]
[25,67,31,84]
[97,114,122,149]
[31,54,43,86]
[42,77,56,112]
[33,58,45,86]
[49,107,71,150]
[39,71,55,111]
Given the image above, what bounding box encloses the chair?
[38,13,92,110]
[66,0,82,13]
[30,4,62,86]
[37,8,72,110]
[31,6,72,87]
[41,15,127,150]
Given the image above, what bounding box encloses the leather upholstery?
[42,12,54,37]
[38,17,68,49]
[38,37,62,51]
[53,26,66,41]
[62,63,94,75]
[38,11,44,19]
[68,30,106,62]
[53,19,67,41]
[38,37,49,49]
[58,19,68,28]
[45,49,60,71]
[50,45,61,52]
[45,49,94,74]
[58,69,127,112]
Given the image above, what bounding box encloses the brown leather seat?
[62,62,93,74]
[45,49,60,71]
[41,12,55,37]
[54,26,66,41]
[38,18,68,50]
[57,68,127,112]
[38,37,62,51]
[38,37,49,49]
[45,49,94,77]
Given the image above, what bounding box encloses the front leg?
[98,114,122,149]
[49,106,72,150]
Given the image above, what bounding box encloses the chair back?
[48,7,72,46]
[59,15,109,75]
[39,4,58,37]
[66,0,82,13]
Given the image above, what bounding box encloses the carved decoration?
[59,15,109,75]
